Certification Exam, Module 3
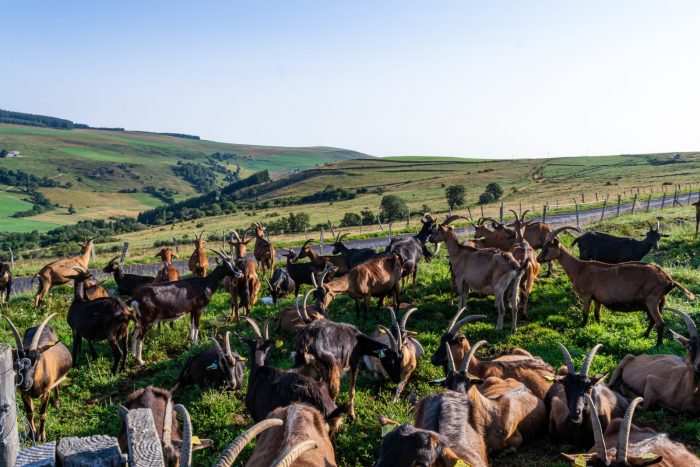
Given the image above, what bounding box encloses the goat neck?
[550,245,585,283]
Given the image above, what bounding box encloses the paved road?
[10,192,697,296]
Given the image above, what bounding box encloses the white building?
[6,151,23,158]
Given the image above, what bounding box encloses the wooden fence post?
[480,205,484,219]
[616,195,621,216]
[499,203,504,223]
[646,195,652,212]
[631,194,637,214]
[519,201,522,215]
[542,205,547,224]
[595,192,598,202]
[573,199,580,228]
[388,223,393,239]
[581,193,585,203]
[0,344,19,467]
[8,249,13,269]
[319,228,324,255]
[125,409,165,466]
[120,243,129,264]
[600,200,607,221]
[173,238,178,253]
[661,192,666,209]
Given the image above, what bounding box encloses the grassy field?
[1,206,699,466]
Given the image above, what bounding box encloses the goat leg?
[581,297,592,327]
[120,328,129,372]
[52,387,60,409]
[37,393,50,442]
[593,301,602,322]
[22,392,36,442]
[88,340,98,359]
[71,331,82,367]
[348,365,360,422]
[108,336,122,375]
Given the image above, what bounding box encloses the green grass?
[2,208,700,465]
[0,186,60,232]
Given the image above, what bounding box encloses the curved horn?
[210,337,225,361]
[646,221,654,232]
[400,308,419,331]
[224,331,233,356]
[377,325,398,352]
[547,226,581,242]
[337,233,349,243]
[585,394,608,462]
[520,210,530,221]
[162,398,173,447]
[242,317,262,338]
[580,344,602,377]
[311,270,319,288]
[509,209,520,222]
[213,419,284,467]
[667,308,698,338]
[117,405,129,421]
[441,215,469,226]
[2,315,24,352]
[422,213,435,223]
[300,239,313,250]
[445,343,457,374]
[270,440,318,467]
[263,319,270,340]
[174,404,193,467]
[107,256,120,266]
[656,220,660,231]
[557,343,576,374]
[461,340,487,373]
[452,315,487,335]
[30,313,57,352]
[387,307,398,328]
[447,307,467,334]
[300,290,313,322]
[264,277,272,291]
[478,216,503,227]
[616,397,643,464]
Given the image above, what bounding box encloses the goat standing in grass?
[385,212,439,287]
[32,238,94,306]
[0,261,11,304]
[331,230,377,269]
[104,256,155,296]
[296,239,348,276]
[223,229,260,322]
[187,231,208,277]
[572,221,665,263]
[252,221,276,278]
[155,247,180,283]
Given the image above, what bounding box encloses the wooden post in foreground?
[125,409,165,467]
[0,344,19,467]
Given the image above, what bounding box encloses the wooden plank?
[126,409,165,467]
[0,344,19,467]
[15,442,56,467]
[56,435,123,467]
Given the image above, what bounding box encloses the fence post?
[600,200,607,221]
[687,190,692,205]
[125,408,165,466]
[646,195,651,212]
[595,192,598,202]
[120,243,129,264]
[616,195,621,216]
[0,344,19,467]
[673,190,679,207]
[581,193,585,203]
[499,203,504,223]
[173,237,178,253]
[389,223,393,239]
[8,248,13,269]
[519,201,522,215]
[319,228,324,254]
[631,194,637,214]
[480,205,484,219]
[542,205,547,224]
[661,192,666,209]
[574,201,580,228]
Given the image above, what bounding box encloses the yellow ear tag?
[455,461,470,467]
[238,356,247,362]
[275,340,284,348]
[377,328,387,334]
[642,452,658,460]
[192,436,201,445]
[380,424,395,438]
[544,375,555,382]
[574,455,586,467]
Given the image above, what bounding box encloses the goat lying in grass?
[174,332,246,392]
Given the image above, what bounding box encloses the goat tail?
[672,281,696,300]
[30,273,39,286]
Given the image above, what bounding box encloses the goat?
[155,247,180,283]
[430,308,554,399]
[331,231,377,269]
[572,221,665,263]
[429,215,528,332]
[279,248,329,296]
[608,308,700,412]
[129,249,243,365]
[82,275,110,300]
[215,404,341,467]
[117,387,212,467]
[293,316,401,421]
[377,390,488,467]
[296,239,349,276]
[240,317,348,432]
[3,314,72,442]
[187,230,208,277]
[563,395,700,466]
[32,238,94,306]
[268,266,295,304]
[444,341,547,453]
[548,343,628,447]
[277,290,325,335]
[695,199,700,237]
[0,261,11,304]
[537,226,695,346]
[313,253,403,316]
[363,307,424,402]
[385,212,439,286]
[507,210,541,319]
[174,332,245,391]
[68,269,133,374]
[252,221,276,278]
[223,230,260,322]
[104,256,156,296]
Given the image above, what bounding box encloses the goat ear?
[561,452,597,465]
[671,329,689,345]
[192,437,213,450]
[592,372,609,385]
[39,341,59,353]
[215,257,222,265]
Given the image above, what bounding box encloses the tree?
[478,192,495,205]
[445,185,466,210]
[380,195,409,224]
[360,208,376,225]
[0,149,7,158]
[340,212,361,227]
[485,182,503,200]
[67,204,77,215]
[287,212,310,232]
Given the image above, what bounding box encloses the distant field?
[383,155,488,162]
[0,186,59,232]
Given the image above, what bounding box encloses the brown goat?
[32,238,94,306]
[223,230,260,322]
[296,239,349,276]
[430,215,527,332]
[314,254,403,316]
[252,222,276,278]
[155,247,180,283]
[537,226,695,346]
[4,314,72,442]
[563,395,700,466]
[277,289,325,335]
[609,308,700,412]
[187,231,208,277]
[0,261,11,304]
[694,199,700,237]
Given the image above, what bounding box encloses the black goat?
[571,221,665,263]
[280,249,326,296]
[331,232,377,269]
[174,332,245,391]
[103,256,155,296]
[0,261,11,304]
[68,269,134,374]
[240,317,347,433]
[385,213,438,286]
[267,266,295,305]
[129,249,243,365]
[293,317,401,421]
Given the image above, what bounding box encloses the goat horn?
[301,239,313,249]
[616,397,643,464]
[447,307,467,334]
[242,316,262,338]
[547,226,580,242]
[213,419,284,467]
[311,270,319,288]
[520,210,530,221]
[30,313,57,352]
[580,344,602,377]
[585,394,608,461]
[263,319,270,340]
[230,230,242,242]
[557,343,576,374]
[646,221,654,232]
[163,398,173,447]
[2,315,24,352]
[667,308,698,338]
[400,308,419,331]
[174,404,193,467]
[270,440,318,467]
[508,209,520,222]
[300,290,313,322]
[656,220,660,231]
[337,233,349,243]
[453,315,487,335]
[211,337,225,361]
[387,307,398,328]
[441,215,469,226]
[423,213,435,223]
[461,340,487,373]
[108,256,120,265]
[445,343,457,374]
[225,331,233,356]
[264,277,272,290]
[378,325,398,352]
[479,216,503,227]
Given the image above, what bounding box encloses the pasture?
[1,206,699,465]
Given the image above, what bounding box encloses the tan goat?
[32,238,94,307]
[608,308,700,412]
[223,230,260,322]
[296,239,348,276]
[252,222,276,278]
[155,247,180,283]
[187,231,208,277]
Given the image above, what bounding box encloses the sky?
[2,1,700,158]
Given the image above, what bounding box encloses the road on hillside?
[9,192,698,297]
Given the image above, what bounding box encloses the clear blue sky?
[2,1,699,158]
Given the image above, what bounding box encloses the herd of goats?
[1,212,699,466]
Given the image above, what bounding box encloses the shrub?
[340,212,362,227]
[478,192,495,204]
